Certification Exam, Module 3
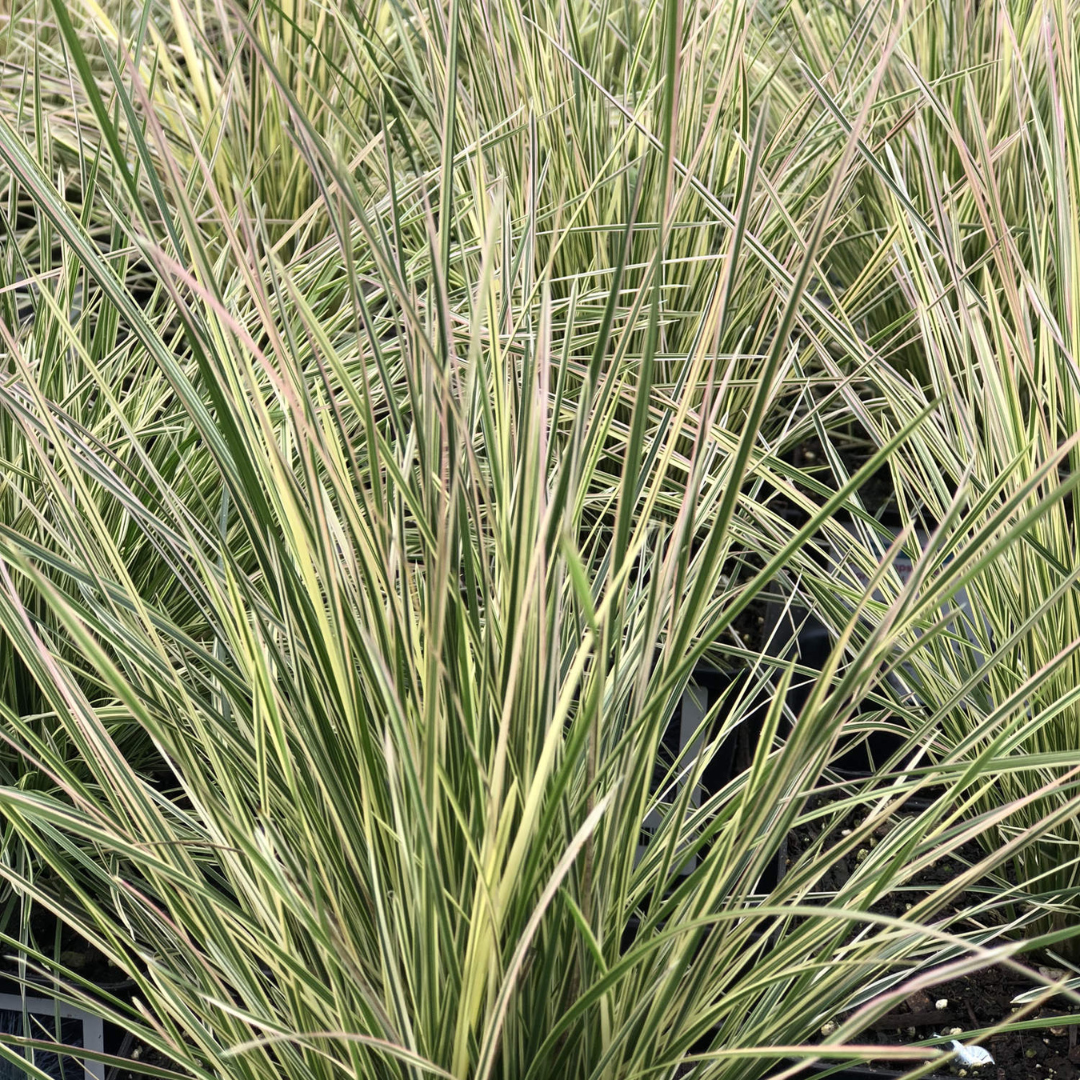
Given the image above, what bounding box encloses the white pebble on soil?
[950,1041,994,1068]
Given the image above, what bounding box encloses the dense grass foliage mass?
[0,0,1079,1078]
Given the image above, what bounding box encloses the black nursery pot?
[778,513,991,783]
[622,663,788,954]
[0,913,139,1080]
[761,595,907,776]
[0,970,130,1080]
[642,662,787,884]
[759,512,982,779]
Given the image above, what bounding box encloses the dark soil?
[731,591,771,654]
[838,965,1080,1080]
[781,800,1080,1080]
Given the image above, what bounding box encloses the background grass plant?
[778,0,1080,966]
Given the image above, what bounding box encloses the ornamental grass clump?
[788,0,1080,965]
[0,0,1077,1078]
